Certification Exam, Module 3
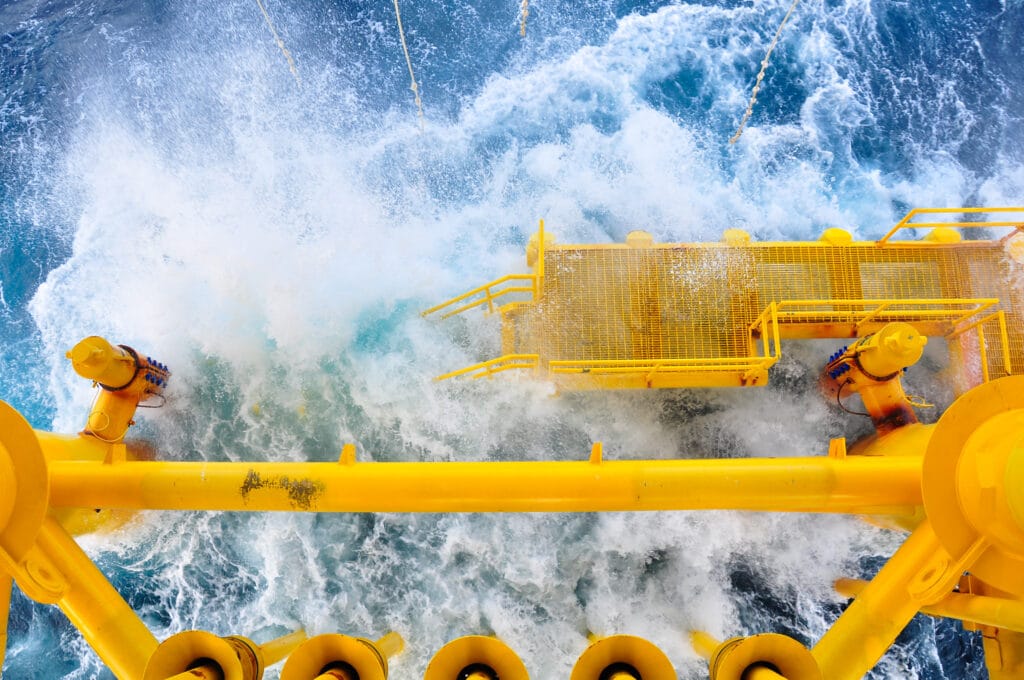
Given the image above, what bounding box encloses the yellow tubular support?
[33,516,159,679]
[835,578,1024,632]
[812,521,966,680]
[46,455,922,514]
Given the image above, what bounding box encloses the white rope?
[254,0,301,87]
[393,0,425,130]
[730,0,800,144]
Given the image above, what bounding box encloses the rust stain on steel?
[239,469,325,510]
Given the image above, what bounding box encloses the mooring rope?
[393,0,425,130]
[254,0,301,87]
[729,0,800,144]
[520,0,530,37]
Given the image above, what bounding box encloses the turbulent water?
[2,0,1022,677]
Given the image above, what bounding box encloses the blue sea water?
[1,0,1022,677]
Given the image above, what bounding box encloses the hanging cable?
[254,0,301,87]
[393,0,425,130]
[520,0,530,37]
[836,379,871,418]
[729,0,799,144]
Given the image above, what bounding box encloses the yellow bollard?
[280,632,403,680]
[424,636,528,680]
[145,629,303,680]
[691,631,819,680]
[570,634,675,680]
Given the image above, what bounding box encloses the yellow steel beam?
[812,520,968,680]
[835,578,1024,632]
[33,516,159,679]
[46,456,921,514]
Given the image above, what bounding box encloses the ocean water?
[1,0,1022,677]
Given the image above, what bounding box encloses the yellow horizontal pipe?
[836,578,1024,632]
[47,457,922,514]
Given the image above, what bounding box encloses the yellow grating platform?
[426,209,1024,390]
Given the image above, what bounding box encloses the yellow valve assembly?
[821,321,927,434]
[66,335,170,443]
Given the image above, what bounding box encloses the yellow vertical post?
[34,517,158,679]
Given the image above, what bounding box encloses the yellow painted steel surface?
[45,456,923,514]
[427,208,1024,390]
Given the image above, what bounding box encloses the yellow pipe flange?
[424,636,528,680]
[570,635,676,680]
[708,634,821,680]
[922,375,1024,597]
[144,630,250,680]
[280,634,393,680]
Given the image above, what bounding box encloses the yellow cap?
[66,336,136,388]
[857,322,927,377]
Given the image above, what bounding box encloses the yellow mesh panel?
[506,241,1021,388]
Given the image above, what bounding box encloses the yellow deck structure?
[425,208,1024,390]
[4,208,1024,680]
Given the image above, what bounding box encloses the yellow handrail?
[421,274,539,319]
[877,207,1024,245]
[434,354,540,381]
[423,220,547,320]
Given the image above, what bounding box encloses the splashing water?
[2,0,1022,677]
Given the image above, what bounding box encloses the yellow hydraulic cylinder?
[46,456,923,515]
